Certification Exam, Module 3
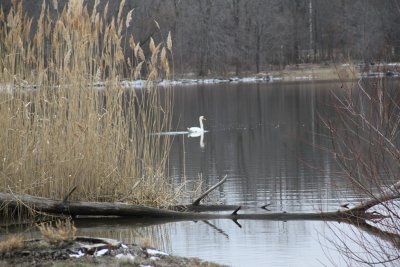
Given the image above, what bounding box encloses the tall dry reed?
[0,0,176,211]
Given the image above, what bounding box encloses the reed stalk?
[0,0,176,214]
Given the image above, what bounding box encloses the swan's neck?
[199,118,204,130]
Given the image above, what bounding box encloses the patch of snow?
[121,243,128,249]
[120,75,272,88]
[69,250,85,258]
[119,79,146,88]
[0,75,275,93]
[146,248,169,256]
[150,256,160,261]
[361,72,385,78]
[295,76,312,80]
[116,253,135,261]
[95,248,109,257]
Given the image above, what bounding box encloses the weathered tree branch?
[192,175,228,206]
[171,174,237,212]
[349,180,400,214]
[62,185,77,203]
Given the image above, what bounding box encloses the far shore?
[173,62,400,83]
[122,62,400,88]
[1,63,399,92]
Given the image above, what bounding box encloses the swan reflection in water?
[188,131,205,148]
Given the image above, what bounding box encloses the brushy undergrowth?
[0,0,176,214]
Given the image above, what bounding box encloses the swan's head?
[200,116,206,121]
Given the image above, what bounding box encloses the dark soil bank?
[0,237,226,267]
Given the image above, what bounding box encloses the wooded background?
[3,0,400,76]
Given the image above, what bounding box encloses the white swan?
[187,116,206,133]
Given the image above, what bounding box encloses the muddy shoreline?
[0,237,225,267]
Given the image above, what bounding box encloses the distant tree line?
[3,0,400,76]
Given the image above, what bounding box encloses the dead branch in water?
[171,175,237,212]
[192,175,228,206]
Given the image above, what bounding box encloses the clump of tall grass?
[0,236,24,253]
[37,219,76,246]
[0,0,176,212]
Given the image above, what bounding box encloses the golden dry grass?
[37,219,77,245]
[0,0,176,214]
[0,236,24,253]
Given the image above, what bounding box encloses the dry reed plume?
[0,0,176,215]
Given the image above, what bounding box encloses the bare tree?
[7,0,400,75]
[322,75,400,266]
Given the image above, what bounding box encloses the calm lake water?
[74,80,373,266]
[76,80,378,266]
[3,80,383,266]
[160,81,363,266]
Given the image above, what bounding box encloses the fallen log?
[1,177,399,224]
[0,192,383,222]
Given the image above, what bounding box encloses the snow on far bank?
[121,75,275,89]
[0,75,275,92]
[2,67,400,92]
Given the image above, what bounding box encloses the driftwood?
[1,177,399,224]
